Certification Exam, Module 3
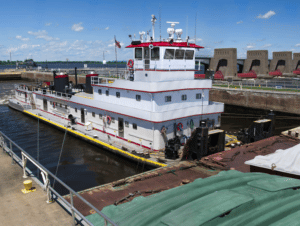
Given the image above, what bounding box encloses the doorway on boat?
[43,98,47,111]
[118,117,124,138]
[144,47,150,69]
[81,108,85,124]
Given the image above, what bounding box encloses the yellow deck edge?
[23,110,167,167]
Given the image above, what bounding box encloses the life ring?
[177,123,183,131]
[127,59,134,68]
[190,119,194,129]
[106,116,111,124]
[161,126,166,134]
[149,44,154,49]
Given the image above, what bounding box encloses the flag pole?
[114,35,118,77]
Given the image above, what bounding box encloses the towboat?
[9,15,224,167]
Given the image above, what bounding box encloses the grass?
[213,84,300,92]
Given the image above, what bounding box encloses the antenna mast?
[195,13,197,45]
[186,16,188,40]
[151,15,157,40]
[159,6,161,41]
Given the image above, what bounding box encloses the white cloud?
[295,44,300,47]
[28,30,59,41]
[72,23,84,32]
[6,44,40,53]
[263,44,272,48]
[105,27,109,30]
[16,35,30,41]
[45,23,52,26]
[237,21,243,24]
[108,41,125,47]
[214,40,223,44]
[257,10,276,19]
[246,44,255,49]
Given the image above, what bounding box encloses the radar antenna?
[166,21,179,40]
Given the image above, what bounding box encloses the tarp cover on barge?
[86,170,300,226]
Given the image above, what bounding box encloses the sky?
[1,0,299,61]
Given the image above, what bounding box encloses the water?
[0,81,146,194]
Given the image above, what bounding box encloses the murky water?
[0,81,146,194]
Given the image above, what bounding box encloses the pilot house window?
[164,49,175,59]
[182,94,187,101]
[151,47,160,60]
[135,48,142,60]
[185,50,194,60]
[175,49,185,59]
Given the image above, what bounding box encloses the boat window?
[196,93,202,99]
[75,108,77,113]
[185,50,194,60]
[92,112,95,117]
[136,95,141,101]
[164,49,175,59]
[99,113,102,119]
[111,117,115,123]
[165,96,172,102]
[144,48,150,59]
[65,105,68,109]
[98,89,102,95]
[151,47,160,60]
[133,123,137,130]
[116,92,120,98]
[106,90,109,96]
[135,48,143,60]
[125,121,129,127]
[182,94,187,101]
[175,49,185,59]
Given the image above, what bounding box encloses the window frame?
[151,47,160,60]
[164,49,175,59]
[196,93,202,99]
[175,49,185,60]
[181,94,187,101]
[136,94,141,101]
[116,92,120,98]
[98,89,102,95]
[135,48,143,60]
[133,123,137,130]
[92,112,95,117]
[185,50,194,60]
[165,96,172,102]
[106,90,109,96]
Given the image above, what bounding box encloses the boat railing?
[91,76,116,85]
[0,131,117,226]
[132,60,193,71]
[34,88,72,99]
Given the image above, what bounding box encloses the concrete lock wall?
[243,50,269,75]
[293,53,300,71]
[209,48,237,78]
[270,51,293,74]
[210,88,300,115]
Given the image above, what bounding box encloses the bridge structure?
[196,49,300,80]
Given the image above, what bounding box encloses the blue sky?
[1,0,299,61]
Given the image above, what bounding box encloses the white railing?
[0,131,117,226]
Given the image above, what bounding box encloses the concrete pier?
[0,148,73,225]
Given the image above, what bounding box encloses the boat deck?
[26,107,180,167]
[0,147,73,226]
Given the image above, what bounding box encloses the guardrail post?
[45,175,52,204]
[10,141,15,164]
[70,191,76,226]
[22,154,28,178]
